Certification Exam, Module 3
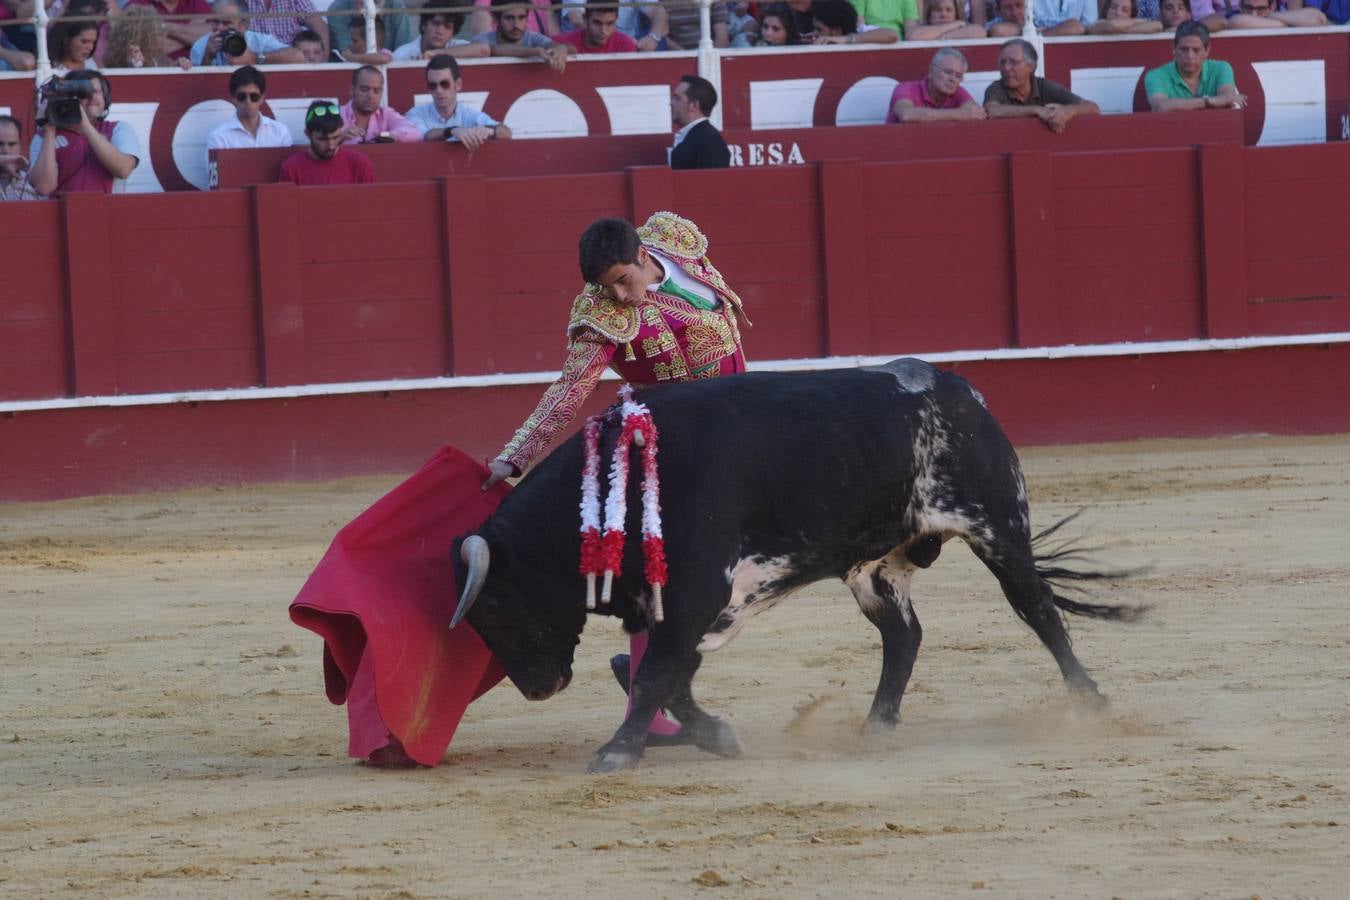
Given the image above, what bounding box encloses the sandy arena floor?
[2,434,1348,898]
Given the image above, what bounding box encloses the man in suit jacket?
[669,74,731,169]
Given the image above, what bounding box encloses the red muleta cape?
[289,446,508,765]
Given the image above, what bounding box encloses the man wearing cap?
[278,100,375,186]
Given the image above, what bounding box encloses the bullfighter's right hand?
[483,458,516,490]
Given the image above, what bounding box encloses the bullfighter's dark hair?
[420,0,466,33]
[679,74,718,116]
[1174,19,1210,47]
[228,65,266,95]
[579,218,642,284]
[427,53,461,80]
[810,0,859,35]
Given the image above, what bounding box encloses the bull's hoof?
[693,718,743,758]
[587,748,642,774]
[1071,688,1110,712]
[861,714,899,737]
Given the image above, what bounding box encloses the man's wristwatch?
[257,52,267,65]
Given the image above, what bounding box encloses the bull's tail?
[1031,511,1148,623]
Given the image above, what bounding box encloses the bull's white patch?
[699,555,797,651]
[905,406,995,549]
[846,554,916,626]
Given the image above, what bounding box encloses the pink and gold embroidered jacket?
[497,212,750,474]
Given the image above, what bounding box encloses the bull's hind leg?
[968,535,1105,705]
[846,551,922,733]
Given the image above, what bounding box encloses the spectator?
[340,65,421,143]
[391,0,489,60]
[0,39,37,72]
[986,0,1027,32]
[105,6,181,67]
[554,4,639,52]
[339,15,392,63]
[562,0,669,48]
[291,27,325,62]
[887,47,986,122]
[1218,0,1327,27]
[205,65,292,164]
[783,0,819,39]
[812,0,900,42]
[472,0,557,40]
[190,0,304,66]
[1031,0,1098,31]
[124,0,211,62]
[1145,21,1245,110]
[848,0,920,37]
[1155,0,1226,30]
[1300,0,1349,22]
[670,74,730,169]
[247,0,329,50]
[2,0,46,56]
[728,1,761,46]
[49,16,99,74]
[755,3,803,43]
[405,55,511,148]
[908,0,987,39]
[278,100,374,186]
[1091,0,1164,29]
[28,69,139,195]
[471,0,570,70]
[327,0,416,55]
[985,38,1100,131]
[54,0,115,67]
[1,113,42,200]
[665,0,729,49]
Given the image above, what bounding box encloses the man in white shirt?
[405,55,511,151]
[205,66,293,164]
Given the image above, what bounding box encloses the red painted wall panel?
[0,202,67,401]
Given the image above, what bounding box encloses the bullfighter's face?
[597,246,662,306]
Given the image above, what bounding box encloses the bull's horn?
[449,535,490,629]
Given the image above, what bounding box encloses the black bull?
[452,359,1141,773]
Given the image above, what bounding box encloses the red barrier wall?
[6,141,1350,406]
[4,142,1350,500]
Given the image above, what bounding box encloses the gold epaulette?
[637,211,708,261]
[567,284,640,343]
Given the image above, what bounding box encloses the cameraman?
[190,0,304,67]
[28,70,139,196]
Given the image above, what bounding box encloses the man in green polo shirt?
[1145,21,1247,111]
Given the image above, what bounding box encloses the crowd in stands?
[3,0,1345,73]
[0,0,1344,198]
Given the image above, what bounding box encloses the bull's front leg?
[588,639,684,773]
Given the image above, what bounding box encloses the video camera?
[37,77,92,129]
[220,29,248,58]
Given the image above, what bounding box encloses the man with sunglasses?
[278,100,374,186]
[206,66,293,165]
[405,55,511,150]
